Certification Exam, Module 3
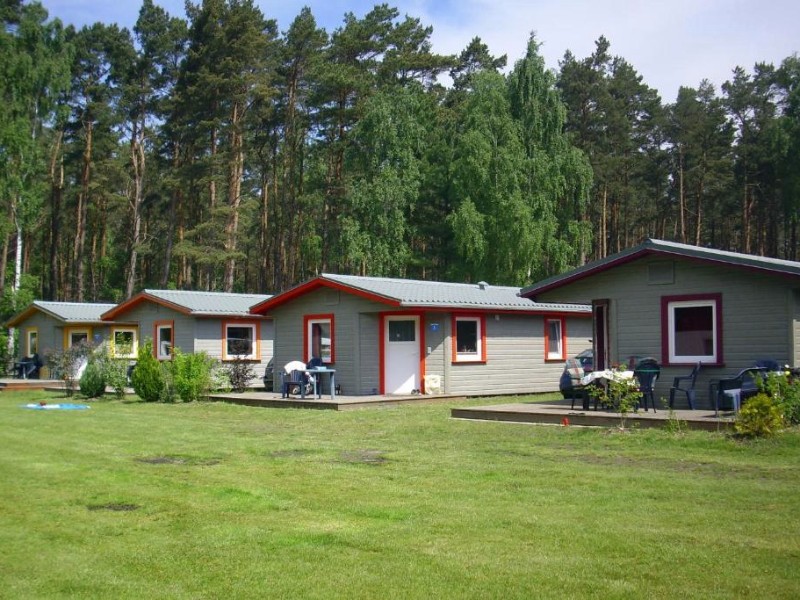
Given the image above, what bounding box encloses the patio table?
[300,367,336,400]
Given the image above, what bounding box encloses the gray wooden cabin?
[250,274,592,396]
[520,239,800,408]
[102,290,274,386]
[4,301,116,375]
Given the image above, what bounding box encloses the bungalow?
[101,290,273,384]
[520,239,800,407]
[249,274,592,396]
[4,301,116,375]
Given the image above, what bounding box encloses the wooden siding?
[537,255,799,406]
[270,288,385,395]
[12,312,110,360]
[112,302,273,386]
[443,314,592,396]
[269,287,591,396]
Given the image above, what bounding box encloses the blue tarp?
[23,403,91,410]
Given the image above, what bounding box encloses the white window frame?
[305,316,334,364]
[156,322,173,361]
[453,315,484,363]
[224,322,258,361]
[111,327,138,359]
[26,328,39,356]
[546,318,565,361]
[666,298,719,364]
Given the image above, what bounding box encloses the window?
[545,318,566,361]
[111,327,138,358]
[452,315,486,363]
[224,322,259,360]
[155,321,173,360]
[26,328,38,356]
[65,328,90,349]
[663,294,722,365]
[305,315,334,364]
[388,320,416,342]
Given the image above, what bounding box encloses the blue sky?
[40,0,799,102]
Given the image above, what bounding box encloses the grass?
[2,391,799,599]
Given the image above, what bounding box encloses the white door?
[384,317,420,394]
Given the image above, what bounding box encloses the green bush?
[171,349,217,402]
[79,359,106,398]
[131,340,166,402]
[762,371,800,425]
[226,357,255,393]
[735,393,784,438]
[103,359,130,400]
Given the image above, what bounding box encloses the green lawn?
[2,391,799,599]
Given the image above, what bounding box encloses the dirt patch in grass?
[87,503,140,512]
[135,455,221,466]
[338,449,389,465]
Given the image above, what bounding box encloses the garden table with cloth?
[580,370,636,410]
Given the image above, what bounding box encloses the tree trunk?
[47,129,64,300]
[73,118,93,302]
[125,124,145,299]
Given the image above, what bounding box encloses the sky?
[40,0,800,103]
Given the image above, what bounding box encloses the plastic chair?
[709,367,767,416]
[560,358,593,410]
[668,363,700,409]
[634,358,660,412]
[282,370,309,398]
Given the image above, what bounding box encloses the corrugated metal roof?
[521,238,800,298]
[34,301,116,323]
[143,289,271,316]
[322,274,589,313]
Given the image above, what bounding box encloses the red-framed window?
[661,294,723,366]
[451,314,486,363]
[544,317,567,361]
[304,314,335,364]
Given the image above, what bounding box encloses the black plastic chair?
[634,358,661,412]
[560,358,593,410]
[282,370,313,398]
[709,367,767,416]
[669,363,700,409]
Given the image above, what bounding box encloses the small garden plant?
[587,368,642,429]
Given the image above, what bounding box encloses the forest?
[1,0,799,315]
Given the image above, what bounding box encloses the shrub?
[762,371,800,425]
[79,359,106,398]
[226,357,255,393]
[131,339,165,402]
[103,358,130,400]
[171,349,217,402]
[46,342,92,397]
[735,393,784,438]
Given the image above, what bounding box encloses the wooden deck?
[0,378,66,392]
[210,390,465,411]
[451,398,735,431]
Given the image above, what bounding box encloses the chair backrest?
[307,357,324,370]
[561,358,584,390]
[285,369,305,384]
[634,358,660,392]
